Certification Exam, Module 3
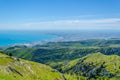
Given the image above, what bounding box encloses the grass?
[0,53,64,80]
[59,53,120,80]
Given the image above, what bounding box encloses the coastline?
[0,30,120,48]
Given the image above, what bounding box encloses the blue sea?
[0,30,120,46]
[0,31,58,46]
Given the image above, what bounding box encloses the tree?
[9,53,12,57]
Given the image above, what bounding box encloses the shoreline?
[1,37,120,49]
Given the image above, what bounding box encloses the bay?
[0,31,58,46]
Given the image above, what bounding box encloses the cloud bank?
[0,18,120,30]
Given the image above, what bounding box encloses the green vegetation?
[0,53,64,80]
[1,39,120,80]
[4,39,120,66]
[59,53,120,80]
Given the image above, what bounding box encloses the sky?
[0,0,120,30]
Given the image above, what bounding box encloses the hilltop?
[59,53,120,80]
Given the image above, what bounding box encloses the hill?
[4,39,120,67]
[1,51,120,80]
[59,53,120,80]
[2,39,120,80]
[0,53,64,80]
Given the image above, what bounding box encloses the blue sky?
[0,0,120,30]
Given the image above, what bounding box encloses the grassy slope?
[2,51,120,80]
[2,39,120,80]
[60,53,120,80]
[0,53,64,80]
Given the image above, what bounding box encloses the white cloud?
[0,18,120,30]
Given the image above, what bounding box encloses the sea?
[0,30,120,46]
[0,30,58,46]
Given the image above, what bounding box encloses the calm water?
[0,31,58,46]
[0,30,120,46]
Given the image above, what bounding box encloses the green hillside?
[4,39,120,68]
[0,53,64,80]
[1,51,120,80]
[2,39,120,80]
[60,53,120,80]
